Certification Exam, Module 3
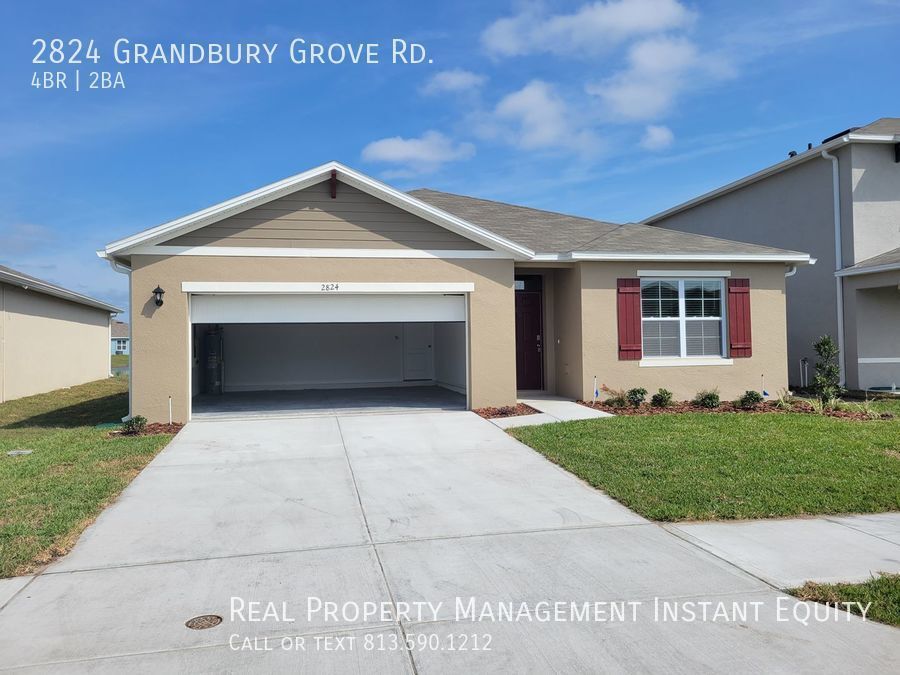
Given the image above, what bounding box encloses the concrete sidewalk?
[491,396,613,428]
[666,512,900,588]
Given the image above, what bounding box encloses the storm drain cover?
[7,450,32,457]
[185,614,223,630]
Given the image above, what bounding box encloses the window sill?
[639,357,734,368]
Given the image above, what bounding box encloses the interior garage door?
[191,293,466,324]
[189,291,469,412]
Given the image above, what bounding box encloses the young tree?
[812,335,842,402]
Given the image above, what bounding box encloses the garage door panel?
[191,293,465,324]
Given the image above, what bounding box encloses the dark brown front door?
[515,276,544,390]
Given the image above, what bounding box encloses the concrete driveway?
[1,411,897,672]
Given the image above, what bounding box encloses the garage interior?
[190,320,467,418]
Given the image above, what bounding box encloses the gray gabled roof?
[854,117,900,137]
[410,189,808,260]
[0,265,122,314]
[111,321,130,338]
[837,246,900,277]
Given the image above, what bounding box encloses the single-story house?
[0,265,122,403]
[110,321,130,355]
[98,162,813,423]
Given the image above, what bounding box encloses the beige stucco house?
[645,118,900,392]
[99,162,812,423]
[0,265,122,403]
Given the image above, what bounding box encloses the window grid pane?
[640,279,724,358]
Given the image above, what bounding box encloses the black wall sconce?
[153,285,165,307]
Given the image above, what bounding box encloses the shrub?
[693,389,720,409]
[852,399,883,421]
[122,415,147,436]
[774,388,794,410]
[807,398,826,415]
[812,335,843,402]
[601,385,628,407]
[650,388,673,407]
[737,390,764,409]
[625,387,648,407]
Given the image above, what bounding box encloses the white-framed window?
[114,338,128,354]
[640,279,726,358]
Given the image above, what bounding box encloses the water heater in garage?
[203,327,224,395]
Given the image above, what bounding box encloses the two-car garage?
[186,283,470,418]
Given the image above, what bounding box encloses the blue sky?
[1,0,898,312]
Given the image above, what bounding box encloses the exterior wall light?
[153,286,165,307]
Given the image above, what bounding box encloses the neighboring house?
[110,321,130,355]
[98,162,811,423]
[0,265,122,403]
[645,118,900,392]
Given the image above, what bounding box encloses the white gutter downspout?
[106,256,133,420]
[821,149,846,384]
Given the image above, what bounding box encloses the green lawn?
[0,378,173,577]
[110,354,129,368]
[789,574,900,627]
[510,413,900,521]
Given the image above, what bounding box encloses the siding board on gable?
[163,180,488,250]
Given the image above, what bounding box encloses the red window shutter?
[727,278,752,358]
[617,278,642,360]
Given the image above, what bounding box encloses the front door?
[515,276,543,390]
[402,323,434,381]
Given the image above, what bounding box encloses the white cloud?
[482,0,694,57]
[587,36,731,120]
[361,131,475,173]
[487,80,599,155]
[640,125,674,150]
[421,69,487,95]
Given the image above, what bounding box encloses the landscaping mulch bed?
[474,403,540,419]
[110,422,184,437]
[578,400,893,421]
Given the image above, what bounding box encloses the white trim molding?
[638,269,731,277]
[103,161,533,260]
[858,357,900,364]
[639,357,734,368]
[129,245,511,260]
[571,252,813,263]
[836,262,900,277]
[181,281,474,294]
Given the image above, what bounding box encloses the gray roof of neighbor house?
[852,117,900,137]
[410,189,807,258]
[111,321,130,338]
[644,117,900,225]
[837,246,900,276]
[0,265,122,314]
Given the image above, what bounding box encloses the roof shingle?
[410,188,807,258]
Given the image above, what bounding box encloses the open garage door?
[187,288,469,419]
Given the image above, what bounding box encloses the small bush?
[693,389,720,409]
[625,387,648,407]
[812,335,843,402]
[807,398,826,415]
[601,385,628,407]
[122,415,147,436]
[852,399,883,420]
[737,390,764,409]
[650,388,673,407]
[774,388,794,410]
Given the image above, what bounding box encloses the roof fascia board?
[835,262,900,277]
[105,161,533,260]
[568,252,813,263]
[333,165,534,259]
[0,269,122,313]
